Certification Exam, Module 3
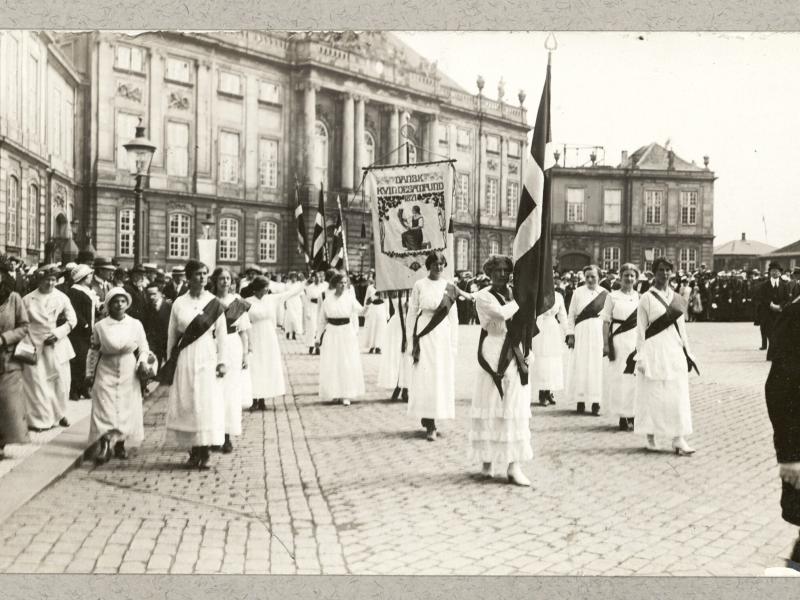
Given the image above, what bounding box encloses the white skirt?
[319,322,365,401]
[406,312,455,420]
[364,304,388,349]
[377,314,410,390]
[220,331,243,436]
[530,315,565,391]
[565,319,604,405]
[634,374,692,437]
[603,329,637,417]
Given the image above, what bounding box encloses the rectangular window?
[507,140,521,158]
[644,247,664,272]
[602,246,621,272]
[115,45,145,73]
[119,208,135,257]
[219,131,240,184]
[259,221,278,263]
[603,189,622,224]
[645,190,663,225]
[566,188,585,223]
[258,138,279,188]
[486,134,500,153]
[7,177,19,247]
[27,184,38,249]
[680,190,698,225]
[116,112,142,170]
[679,248,698,273]
[165,57,191,84]
[506,181,519,216]
[485,177,498,216]
[166,121,190,177]
[218,218,239,261]
[456,238,469,271]
[438,124,449,146]
[489,239,500,256]
[456,128,470,149]
[218,71,242,96]
[456,173,470,213]
[258,80,281,104]
[168,213,191,259]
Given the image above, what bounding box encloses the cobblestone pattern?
[0,322,795,575]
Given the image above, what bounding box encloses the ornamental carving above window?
[168,92,190,110]
[508,162,519,175]
[117,82,143,103]
[487,158,499,171]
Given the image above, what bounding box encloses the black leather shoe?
[187,447,200,468]
[618,418,628,431]
[627,418,635,431]
[258,398,267,411]
[391,387,401,402]
[113,441,127,459]
[401,388,409,402]
[197,446,211,470]
[591,403,600,416]
[547,392,556,406]
[248,400,259,413]
[222,435,233,454]
[95,438,110,465]
[577,402,585,414]
[59,417,70,428]
[375,348,381,354]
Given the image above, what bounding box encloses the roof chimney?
[741,232,746,241]
[621,150,628,165]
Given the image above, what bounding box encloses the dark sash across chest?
[574,291,608,327]
[224,298,250,335]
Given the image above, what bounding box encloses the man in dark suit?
[143,282,172,366]
[66,264,97,399]
[124,264,148,324]
[163,266,188,302]
[789,267,800,301]
[759,261,792,358]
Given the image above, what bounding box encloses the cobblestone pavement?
[0,322,795,575]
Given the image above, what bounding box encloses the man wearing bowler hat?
[90,257,115,306]
[758,261,791,358]
[124,264,148,323]
[163,265,188,302]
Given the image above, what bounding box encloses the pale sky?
[398,32,800,250]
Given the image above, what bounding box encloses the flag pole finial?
[544,32,558,51]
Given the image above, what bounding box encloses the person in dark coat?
[163,266,188,302]
[143,281,172,365]
[759,262,791,358]
[123,264,148,324]
[65,264,98,399]
[764,290,800,569]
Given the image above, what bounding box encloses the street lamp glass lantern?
[122,118,157,177]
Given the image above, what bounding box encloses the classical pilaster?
[388,106,400,165]
[341,92,355,189]
[303,82,319,186]
[354,95,365,179]
[427,114,440,162]
[148,49,165,170]
[400,109,411,164]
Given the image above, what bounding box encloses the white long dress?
[283,291,304,336]
[363,285,389,350]
[565,286,606,407]
[405,277,458,420]
[218,294,251,437]
[601,289,639,418]
[377,295,411,390]
[165,291,227,447]
[530,291,568,392]
[468,288,533,464]
[317,292,365,401]
[270,281,287,329]
[87,315,149,447]
[303,282,326,347]
[22,289,77,429]
[634,288,693,437]
[247,283,304,400]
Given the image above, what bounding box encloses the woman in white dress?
[22,265,77,432]
[283,272,304,340]
[377,291,411,402]
[601,263,640,431]
[316,272,365,406]
[210,267,251,453]
[530,290,567,406]
[634,257,696,455]
[85,287,153,463]
[246,276,305,411]
[303,272,326,355]
[406,252,458,441]
[363,279,388,354]
[163,260,227,470]
[468,256,533,486]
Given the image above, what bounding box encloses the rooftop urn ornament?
[703,155,710,169]
[497,77,505,103]
[590,150,597,166]
[476,74,485,94]
[518,89,526,106]
[553,149,561,166]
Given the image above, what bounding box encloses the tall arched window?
[6,176,19,247]
[218,217,239,261]
[314,120,329,187]
[364,131,375,168]
[27,183,39,249]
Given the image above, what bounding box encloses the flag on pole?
[509,53,556,355]
[311,185,327,269]
[294,184,309,264]
[330,196,346,269]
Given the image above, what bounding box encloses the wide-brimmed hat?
[130,263,147,275]
[36,263,62,278]
[104,286,132,311]
[245,264,263,275]
[93,256,116,270]
[71,264,94,284]
[768,261,784,272]
[171,266,185,276]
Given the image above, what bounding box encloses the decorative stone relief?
[508,161,519,175]
[117,82,143,103]
[487,158,499,171]
[168,92,190,110]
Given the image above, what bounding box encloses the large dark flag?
[294,184,310,264]
[509,55,555,355]
[311,185,327,269]
[330,196,345,269]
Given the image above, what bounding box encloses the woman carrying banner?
[406,251,459,441]
[565,265,608,415]
[163,260,227,470]
[377,291,411,402]
[468,255,533,486]
[210,267,251,454]
[363,278,388,354]
[530,288,568,407]
[601,263,640,431]
[246,276,305,411]
[303,272,326,355]
[85,287,153,463]
[633,256,696,455]
[317,271,365,406]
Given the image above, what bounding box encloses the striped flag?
[330,196,345,269]
[509,54,556,355]
[294,184,309,264]
[311,185,327,270]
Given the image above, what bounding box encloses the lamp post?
[474,74,484,274]
[123,118,157,266]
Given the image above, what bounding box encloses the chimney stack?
[621,150,628,165]
[741,232,746,241]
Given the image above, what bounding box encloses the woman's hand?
[602,343,610,358]
[565,334,575,349]
[44,334,58,346]
[216,363,227,378]
[241,356,249,370]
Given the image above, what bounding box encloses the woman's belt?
[310,298,319,304]
[327,317,350,326]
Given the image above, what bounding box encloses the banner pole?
[337,194,350,273]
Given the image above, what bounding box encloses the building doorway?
[558,252,590,272]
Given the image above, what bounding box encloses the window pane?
[28,185,38,248]
[130,48,143,72]
[116,112,141,170]
[603,189,621,224]
[219,72,241,95]
[364,132,375,166]
[219,218,239,261]
[486,135,499,153]
[259,221,278,263]
[119,208,135,257]
[7,177,19,246]
[219,131,240,183]
[507,182,519,216]
[567,188,585,223]
[457,128,470,148]
[258,80,281,103]
[167,121,189,177]
[116,45,130,70]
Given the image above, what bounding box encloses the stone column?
[428,114,440,162]
[400,109,411,164]
[388,106,400,164]
[341,92,355,189]
[303,82,318,186]
[354,96,365,181]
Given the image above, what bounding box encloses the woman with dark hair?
[0,257,31,459]
[601,262,640,431]
[469,255,533,485]
[245,275,305,411]
[85,287,153,464]
[317,271,365,406]
[209,267,251,453]
[164,260,227,469]
[406,251,458,441]
[22,265,77,432]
